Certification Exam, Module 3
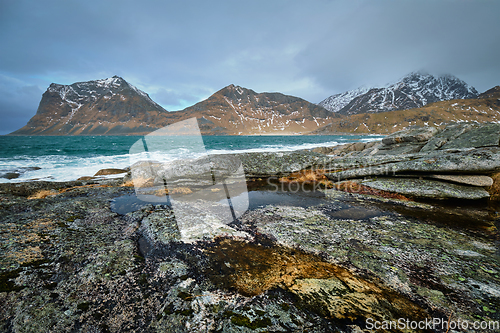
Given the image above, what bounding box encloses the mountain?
[179,84,334,135]
[10,78,334,136]
[318,72,479,115]
[317,87,369,113]
[10,76,168,135]
[312,85,500,134]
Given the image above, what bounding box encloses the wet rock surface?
[243,190,500,328]
[2,124,500,332]
[361,178,490,200]
[323,123,500,200]
[0,173,498,332]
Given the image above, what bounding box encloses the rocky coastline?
[1,123,500,332]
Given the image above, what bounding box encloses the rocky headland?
[1,123,500,332]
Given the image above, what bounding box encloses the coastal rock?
[441,123,500,150]
[428,174,493,187]
[327,147,500,181]
[311,146,335,154]
[77,176,96,181]
[94,168,128,176]
[288,277,427,322]
[382,126,439,145]
[140,208,181,244]
[361,178,490,200]
[420,123,475,152]
[486,171,500,200]
[374,142,425,155]
[1,163,499,331]
[1,167,42,180]
[245,197,499,324]
[3,172,20,179]
[238,151,328,177]
[312,141,378,156]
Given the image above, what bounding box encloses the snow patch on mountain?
[47,75,164,111]
[318,86,369,112]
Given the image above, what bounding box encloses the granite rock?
[382,126,439,145]
[327,147,500,181]
[428,174,493,187]
[441,123,500,150]
[420,123,475,152]
[361,178,490,200]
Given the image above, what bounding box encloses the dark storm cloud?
[296,1,500,94]
[0,0,499,134]
[0,75,42,134]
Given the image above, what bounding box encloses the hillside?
[11,76,168,135]
[312,85,500,134]
[179,84,335,135]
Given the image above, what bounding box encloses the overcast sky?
[1,0,499,134]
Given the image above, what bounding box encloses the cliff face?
[11,76,168,135]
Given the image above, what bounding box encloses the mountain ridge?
[10,78,334,136]
[9,74,498,136]
[12,76,168,135]
[318,72,479,115]
[312,86,500,134]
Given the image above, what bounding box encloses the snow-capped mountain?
[313,84,500,134]
[47,76,164,112]
[12,76,168,135]
[318,87,369,112]
[319,72,479,115]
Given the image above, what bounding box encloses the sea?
[0,135,383,183]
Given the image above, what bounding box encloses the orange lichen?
[487,172,500,201]
[152,187,193,197]
[279,169,328,183]
[28,190,58,199]
[279,169,335,188]
[335,180,410,200]
[203,238,428,323]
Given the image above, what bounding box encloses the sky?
[1,0,499,135]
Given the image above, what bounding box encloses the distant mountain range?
[11,77,334,135]
[312,85,500,134]
[318,72,479,115]
[9,73,499,136]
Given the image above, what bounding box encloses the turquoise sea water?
[0,135,383,183]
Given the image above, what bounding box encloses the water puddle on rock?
[138,236,154,257]
[377,198,499,235]
[110,183,330,215]
[110,194,170,214]
[202,238,429,323]
[324,206,383,220]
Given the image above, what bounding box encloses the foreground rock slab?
[361,178,490,200]
[429,174,494,187]
[242,190,500,327]
[328,147,500,182]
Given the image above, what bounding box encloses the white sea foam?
[0,136,382,183]
[206,140,340,155]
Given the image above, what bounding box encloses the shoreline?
[0,135,383,184]
[1,124,500,331]
[3,132,387,137]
